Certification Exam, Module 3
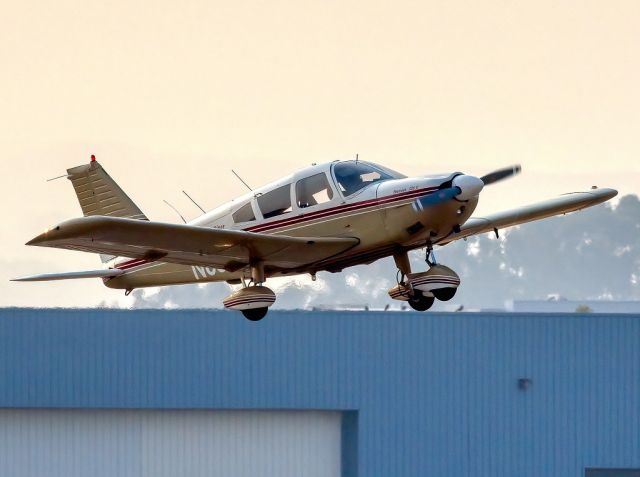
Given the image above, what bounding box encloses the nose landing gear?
[407,291,435,311]
[388,248,460,312]
[432,287,457,302]
[408,264,460,302]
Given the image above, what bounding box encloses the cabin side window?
[232,201,256,223]
[257,184,293,219]
[295,173,334,209]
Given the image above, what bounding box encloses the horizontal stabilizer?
[11,269,124,282]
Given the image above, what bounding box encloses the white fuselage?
[106,161,476,289]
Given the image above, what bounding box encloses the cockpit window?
[373,164,407,179]
[295,173,334,208]
[333,161,396,196]
[257,184,292,219]
[232,201,256,223]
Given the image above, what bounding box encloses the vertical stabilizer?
[66,156,148,262]
[66,157,148,220]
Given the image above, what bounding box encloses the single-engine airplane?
[14,156,616,320]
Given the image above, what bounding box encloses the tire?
[408,294,434,312]
[241,307,268,321]
[432,287,457,301]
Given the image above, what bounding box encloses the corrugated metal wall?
[0,308,639,477]
[0,409,341,477]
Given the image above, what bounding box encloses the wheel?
[432,287,457,301]
[241,307,268,321]
[408,293,434,312]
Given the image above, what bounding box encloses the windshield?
[333,161,399,196]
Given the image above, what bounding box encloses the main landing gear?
[222,262,275,321]
[388,248,461,312]
[407,291,435,312]
[241,306,269,322]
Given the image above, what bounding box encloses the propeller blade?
[413,187,461,212]
[480,165,521,185]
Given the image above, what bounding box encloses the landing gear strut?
[425,243,436,267]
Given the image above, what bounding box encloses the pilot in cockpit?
[341,174,364,196]
[335,167,364,196]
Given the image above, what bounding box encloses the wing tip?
[26,226,62,246]
[591,187,618,202]
[25,236,42,246]
[10,275,41,282]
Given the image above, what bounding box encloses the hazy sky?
[1,0,639,307]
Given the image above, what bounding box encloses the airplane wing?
[24,216,359,271]
[437,187,617,244]
[11,269,124,282]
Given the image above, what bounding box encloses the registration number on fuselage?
[191,266,225,280]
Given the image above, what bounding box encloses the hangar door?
[0,409,342,477]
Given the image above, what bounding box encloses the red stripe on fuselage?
[117,259,148,270]
[245,186,436,233]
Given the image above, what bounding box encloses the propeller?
[413,165,522,211]
[480,164,521,186]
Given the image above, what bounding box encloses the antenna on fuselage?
[182,190,206,214]
[355,153,359,164]
[231,169,253,192]
[46,174,70,182]
[163,200,187,224]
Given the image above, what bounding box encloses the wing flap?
[439,187,617,244]
[26,216,359,270]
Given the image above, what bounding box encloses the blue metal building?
[0,308,639,477]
